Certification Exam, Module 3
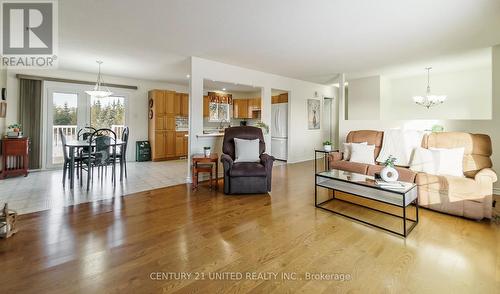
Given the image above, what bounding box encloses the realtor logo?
[1,0,58,67]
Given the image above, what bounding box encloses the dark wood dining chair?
[80,128,117,190]
[59,128,83,186]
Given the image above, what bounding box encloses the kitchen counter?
[176,128,189,132]
[197,133,224,137]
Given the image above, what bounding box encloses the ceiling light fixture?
[186,74,190,78]
[412,67,446,109]
[222,88,226,91]
[85,61,113,98]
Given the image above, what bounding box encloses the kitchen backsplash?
[176,117,189,129]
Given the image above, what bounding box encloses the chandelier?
[85,61,113,98]
[412,67,446,108]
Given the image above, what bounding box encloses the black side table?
[314,149,338,173]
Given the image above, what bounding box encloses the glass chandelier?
[85,60,113,98]
[412,67,446,108]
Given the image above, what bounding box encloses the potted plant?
[203,146,211,157]
[381,155,399,182]
[255,121,269,134]
[323,140,333,152]
[7,123,22,138]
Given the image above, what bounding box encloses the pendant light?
[85,60,113,98]
[412,67,446,108]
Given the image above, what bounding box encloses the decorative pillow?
[409,147,438,174]
[343,142,367,161]
[410,147,465,177]
[430,147,465,177]
[234,138,260,163]
[349,143,375,165]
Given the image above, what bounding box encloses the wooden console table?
[0,137,29,179]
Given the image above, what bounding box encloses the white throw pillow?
[343,142,367,161]
[234,138,260,163]
[430,147,465,177]
[409,147,438,174]
[410,147,465,177]
[349,143,375,165]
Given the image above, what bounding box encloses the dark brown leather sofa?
[220,126,275,194]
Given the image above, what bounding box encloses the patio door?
[46,88,88,168]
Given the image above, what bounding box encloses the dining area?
[58,126,130,190]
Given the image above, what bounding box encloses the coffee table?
[315,169,418,237]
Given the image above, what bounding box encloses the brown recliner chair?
[220,126,275,194]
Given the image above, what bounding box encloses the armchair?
[221,126,275,194]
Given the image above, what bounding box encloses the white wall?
[347,76,380,120]
[339,44,500,191]
[189,57,335,180]
[4,68,188,163]
[382,67,492,120]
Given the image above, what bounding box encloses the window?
[90,95,126,137]
[209,102,230,122]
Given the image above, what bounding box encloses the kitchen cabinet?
[175,93,189,117]
[272,93,288,104]
[181,93,189,117]
[175,131,188,157]
[203,96,209,117]
[148,89,189,161]
[233,98,262,119]
[248,98,261,118]
[233,99,249,119]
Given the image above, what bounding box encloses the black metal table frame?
[314,173,419,238]
[314,149,338,172]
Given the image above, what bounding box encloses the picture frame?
[307,99,320,129]
[0,101,6,118]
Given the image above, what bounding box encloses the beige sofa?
[328,130,497,220]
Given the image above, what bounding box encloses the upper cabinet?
[233,97,262,119]
[203,95,209,117]
[174,92,189,117]
[272,93,288,104]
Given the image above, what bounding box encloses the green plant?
[7,123,22,131]
[203,146,211,150]
[255,121,269,134]
[323,140,332,146]
[384,155,397,167]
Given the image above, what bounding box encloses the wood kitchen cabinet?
[233,98,262,119]
[174,93,189,117]
[175,131,188,157]
[149,89,189,161]
[181,93,189,117]
[272,93,288,104]
[233,99,249,119]
[203,95,209,117]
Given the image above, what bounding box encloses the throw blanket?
[376,129,424,167]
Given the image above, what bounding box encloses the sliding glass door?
[43,82,128,169]
[46,89,87,167]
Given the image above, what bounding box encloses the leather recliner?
[220,126,275,194]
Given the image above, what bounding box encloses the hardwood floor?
[1,160,498,293]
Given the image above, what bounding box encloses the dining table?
[65,139,126,189]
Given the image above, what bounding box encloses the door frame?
[41,81,130,169]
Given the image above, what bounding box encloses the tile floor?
[0,160,189,215]
[0,159,287,215]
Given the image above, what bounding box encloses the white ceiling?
[58,0,500,84]
[203,80,261,93]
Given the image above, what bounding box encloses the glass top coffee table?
[315,169,418,237]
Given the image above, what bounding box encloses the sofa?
[221,126,275,194]
[328,130,497,220]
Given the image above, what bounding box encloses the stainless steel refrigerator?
[271,103,288,161]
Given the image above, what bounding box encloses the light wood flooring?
[0,160,499,293]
